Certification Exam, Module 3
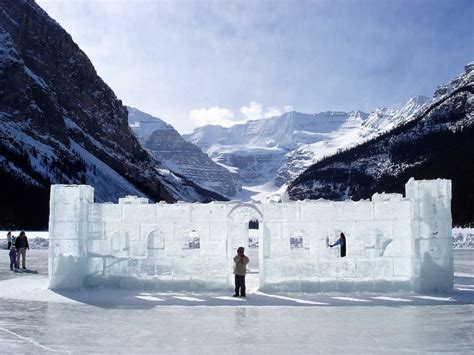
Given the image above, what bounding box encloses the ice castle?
[48,178,453,293]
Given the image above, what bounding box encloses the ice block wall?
[48,186,258,290]
[85,198,232,290]
[48,185,93,289]
[261,193,414,292]
[48,179,453,292]
[406,178,453,292]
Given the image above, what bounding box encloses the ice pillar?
[406,178,453,292]
[48,185,94,289]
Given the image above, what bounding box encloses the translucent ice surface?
[1,250,473,353]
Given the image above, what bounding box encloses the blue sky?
[37,0,474,133]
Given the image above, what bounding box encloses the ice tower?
[406,178,453,292]
[48,185,93,289]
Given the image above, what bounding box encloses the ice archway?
[227,203,264,289]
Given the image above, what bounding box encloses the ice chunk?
[336,201,374,221]
[119,196,149,204]
[355,258,394,278]
[192,204,227,222]
[50,184,93,204]
[122,204,156,223]
[299,201,337,221]
[156,204,192,222]
[101,204,121,222]
[374,200,411,220]
[393,257,412,277]
[318,258,356,278]
[263,204,298,222]
[371,193,403,202]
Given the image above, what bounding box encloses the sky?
[36,0,474,134]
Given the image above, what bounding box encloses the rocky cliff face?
[0,0,225,229]
[288,64,474,226]
[128,107,241,197]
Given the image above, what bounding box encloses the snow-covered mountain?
[288,63,474,226]
[184,111,365,186]
[275,95,430,185]
[128,107,241,197]
[128,106,173,141]
[0,0,225,229]
[184,97,429,191]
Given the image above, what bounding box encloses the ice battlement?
[48,178,453,293]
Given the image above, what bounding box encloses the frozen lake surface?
[0,250,473,353]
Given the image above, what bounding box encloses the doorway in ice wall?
[226,204,263,292]
[246,218,261,292]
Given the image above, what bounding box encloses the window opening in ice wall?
[183,229,200,249]
[248,219,259,249]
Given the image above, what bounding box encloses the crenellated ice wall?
[48,178,453,292]
[260,192,414,292]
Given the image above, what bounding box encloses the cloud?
[240,101,263,120]
[190,102,294,129]
[189,106,236,127]
[240,101,293,120]
[265,105,293,118]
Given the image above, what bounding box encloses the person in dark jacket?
[9,246,18,271]
[6,231,12,250]
[15,231,29,269]
[233,247,250,298]
[329,232,346,257]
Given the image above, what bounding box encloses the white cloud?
[190,102,294,129]
[240,101,293,120]
[189,106,236,127]
[240,101,263,120]
[264,105,293,118]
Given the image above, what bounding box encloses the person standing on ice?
[6,231,12,250]
[15,231,29,269]
[233,247,249,298]
[328,232,346,257]
[9,245,18,271]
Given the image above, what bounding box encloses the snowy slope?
[275,96,430,184]
[288,63,474,226]
[184,111,368,186]
[185,98,429,192]
[128,106,174,141]
[128,107,241,197]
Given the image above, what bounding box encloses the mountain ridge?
[128,106,241,197]
[184,96,430,191]
[0,0,226,229]
[287,64,474,225]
